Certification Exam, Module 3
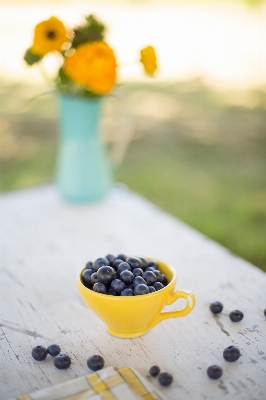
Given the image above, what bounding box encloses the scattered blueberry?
[121,288,134,296]
[117,253,127,261]
[126,257,142,269]
[105,254,116,266]
[148,286,156,293]
[229,310,244,322]
[149,365,160,377]
[87,355,105,371]
[264,309,266,317]
[133,276,147,287]
[153,282,164,291]
[147,260,158,270]
[97,266,115,285]
[93,282,107,294]
[47,344,61,357]
[134,284,149,295]
[91,272,98,285]
[132,268,143,277]
[112,259,124,270]
[118,262,131,274]
[32,346,47,361]
[223,346,241,362]
[54,353,71,369]
[120,270,134,284]
[143,271,157,285]
[85,261,93,269]
[82,269,94,287]
[210,301,223,314]
[158,372,173,387]
[93,257,109,272]
[207,365,223,379]
[110,279,126,294]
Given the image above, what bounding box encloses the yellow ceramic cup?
[76,258,196,338]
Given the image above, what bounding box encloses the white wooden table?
[0,185,265,400]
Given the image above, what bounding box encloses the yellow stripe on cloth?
[143,392,159,400]
[104,375,124,389]
[86,372,108,393]
[119,368,148,397]
[18,396,31,400]
[100,390,116,400]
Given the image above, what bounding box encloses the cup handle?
[150,290,196,328]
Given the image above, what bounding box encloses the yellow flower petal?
[140,46,157,75]
[63,41,116,94]
[31,16,68,56]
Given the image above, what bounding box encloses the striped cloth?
[8,366,167,400]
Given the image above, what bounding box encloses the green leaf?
[23,49,42,66]
[58,68,71,85]
[72,14,106,48]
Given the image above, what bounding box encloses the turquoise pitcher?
[56,94,128,203]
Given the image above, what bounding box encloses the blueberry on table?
[91,272,98,285]
[153,282,164,291]
[121,288,134,296]
[113,259,124,270]
[93,257,109,271]
[229,310,244,322]
[85,261,93,269]
[120,270,134,284]
[93,282,107,294]
[207,365,223,379]
[210,301,223,314]
[143,271,157,285]
[117,253,127,261]
[47,344,61,357]
[133,276,147,287]
[126,257,142,269]
[87,355,105,371]
[105,254,116,266]
[223,346,241,362]
[54,353,71,369]
[158,372,173,386]
[118,262,131,274]
[97,266,115,285]
[82,269,94,286]
[134,284,149,295]
[148,286,156,293]
[132,268,143,277]
[110,279,126,294]
[264,309,266,316]
[147,260,158,270]
[32,346,47,361]
[149,365,160,377]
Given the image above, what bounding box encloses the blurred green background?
[0,0,265,271]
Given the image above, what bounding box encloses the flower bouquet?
[24,14,157,202]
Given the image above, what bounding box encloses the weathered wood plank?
[0,185,265,400]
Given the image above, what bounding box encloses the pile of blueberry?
[149,365,173,387]
[32,344,71,370]
[81,254,168,296]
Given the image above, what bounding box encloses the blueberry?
[112,259,124,270]
[133,276,147,287]
[207,365,223,379]
[210,301,223,314]
[148,286,156,293]
[223,346,241,362]
[105,254,116,266]
[143,271,157,285]
[149,365,160,377]
[85,261,93,269]
[158,372,173,387]
[121,288,134,296]
[91,272,98,285]
[97,266,115,285]
[117,253,127,261]
[47,344,61,357]
[87,355,105,371]
[82,269,94,287]
[153,282,164,291]
[32,346,47,361]
[264,309,266,316]
[134,284,149,295]
[107,287,118,296]
[132,268,143,277]
[120,270,134,284]
[54,353,71,369]
[161,274,168,285]
[126,257,142,269]
[145,267,155,272]
[93,282,107,294]
[110,279,125,294]
[153,270,162,282]
[118,262,131,274]
[229,310,244,322]
[147,260,158,270]
[93,257,109,271]
[140,257,148,269]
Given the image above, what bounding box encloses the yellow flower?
[140,46,157,75]
[63,41,116,94]
[31,17,67,56]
